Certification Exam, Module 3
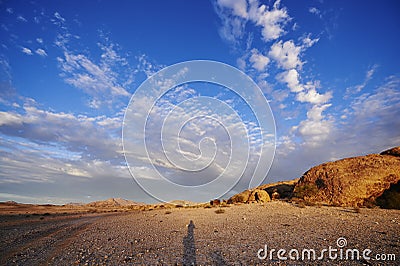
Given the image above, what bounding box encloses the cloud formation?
[268,40,302,70]
[216,0,290,43]
[57,44,132,108]
[346,65,378,95]
[249,48,270,71]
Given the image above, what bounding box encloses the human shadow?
[183,220,196,266]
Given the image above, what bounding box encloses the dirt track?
[1,202,399,265]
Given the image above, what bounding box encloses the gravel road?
[1,202,399,265]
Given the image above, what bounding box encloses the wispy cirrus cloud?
[345,64,378,96]
[57,43,133,109]
[17,15,27,22]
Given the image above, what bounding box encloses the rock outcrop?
[293,147,400,208]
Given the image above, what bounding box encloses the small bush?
[294,183,319,199]
[165,211,172,214]
[215,208,225,214]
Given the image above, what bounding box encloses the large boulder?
[248,189,271,203]
[228,189,271,204]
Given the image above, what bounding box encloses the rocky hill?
[294,147,400,208]
[228,147,400,209]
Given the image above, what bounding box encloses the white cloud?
[54,12,65,23]
[17,15,27,22]
[35,48,47,57]
[350,76,400,122]
[0,103,122,162]
[36,38,43,44]
[57,43,133,108]
[217,0,248,18]
[276,69,303,92]
[294,103,333,145]
[236,57,246,70]
[309,7,321,16]
[301,34,319,48]
[296,86,332,104]
[271,89,289,102]
[269,40,302,70]
[21,47,33,55]
[0,111,22,126]
[249,48,270,71]
[216,0,290,43]
[217,12,247,44]
[345,65,378,95]
[136,54,163,78]
[248,0,290,42]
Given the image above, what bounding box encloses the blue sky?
[0,0,399,204]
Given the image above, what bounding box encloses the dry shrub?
[215,208,225,214]
[294,183,319,199]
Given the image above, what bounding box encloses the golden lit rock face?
[294,147,400,207]
[228,189,271,204]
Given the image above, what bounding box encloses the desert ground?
[0,201,399,265]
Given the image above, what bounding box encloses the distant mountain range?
[84,198,144,207]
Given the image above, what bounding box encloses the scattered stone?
[210,199,221,206]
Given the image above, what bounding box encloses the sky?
[0,0,399,204]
